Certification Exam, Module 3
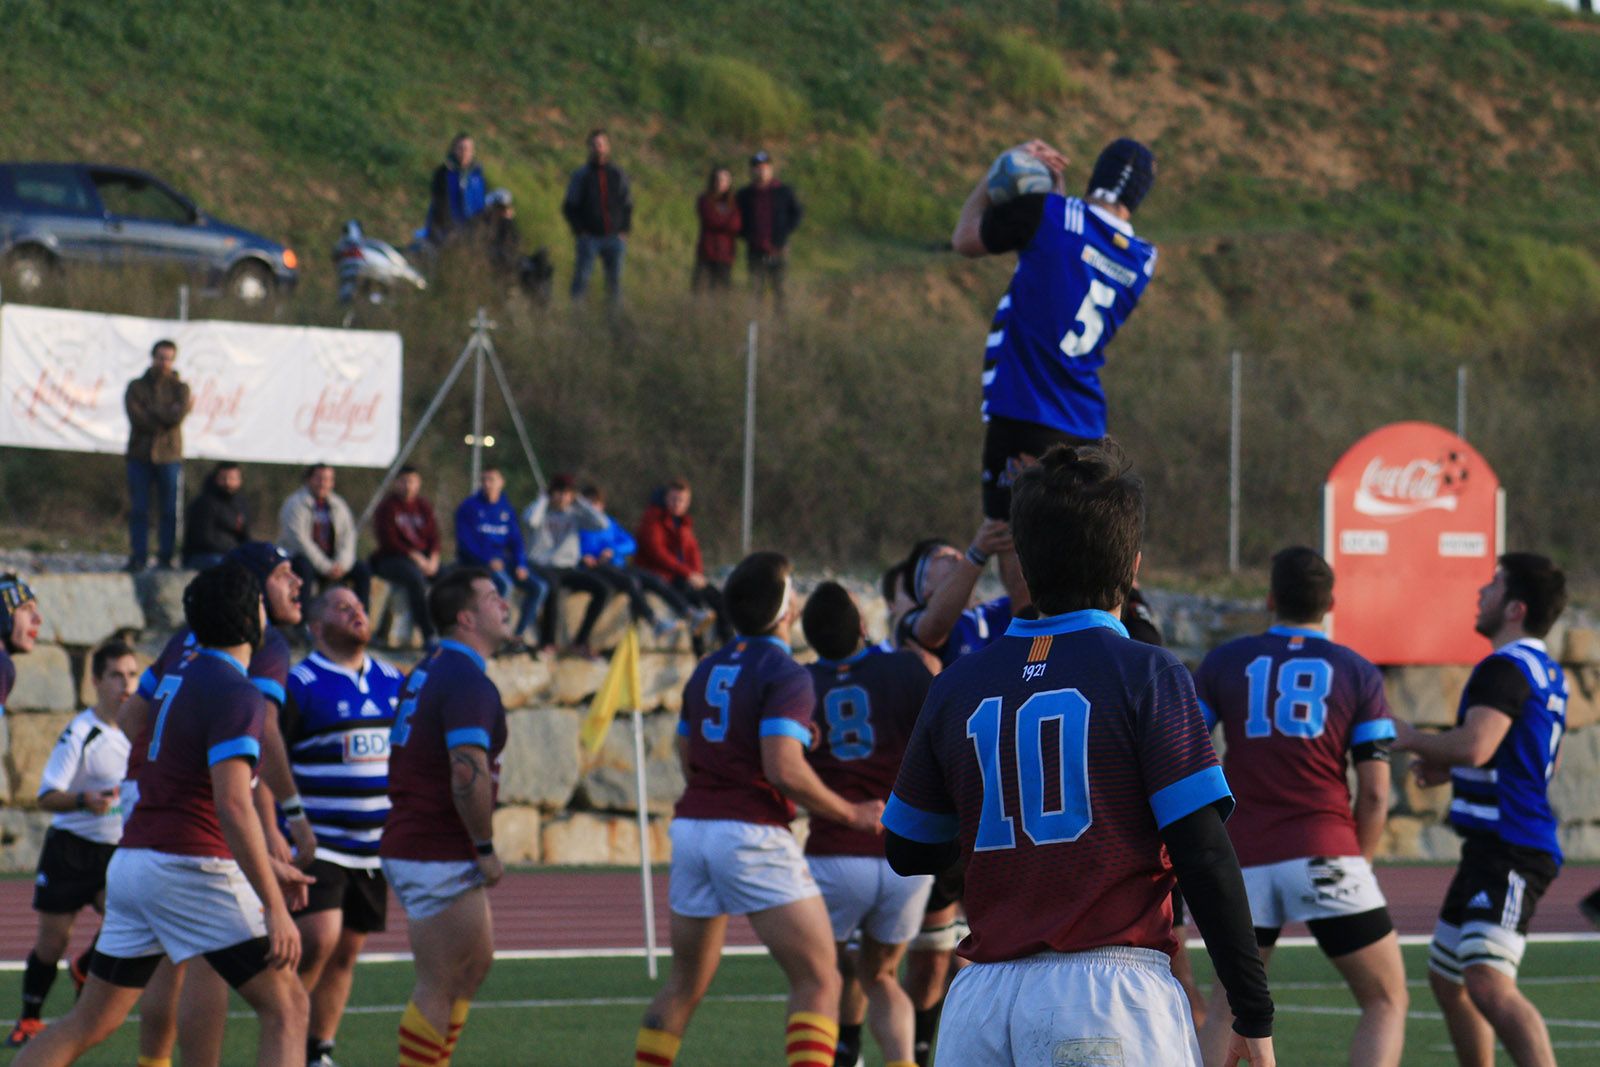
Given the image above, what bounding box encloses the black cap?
[1086,138,1156,213]
[750,150,771,166]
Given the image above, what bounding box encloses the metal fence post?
[741,320,757,556]
[1456,365,1468,440]
[1229,350,1242,574]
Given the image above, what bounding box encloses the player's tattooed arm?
[448,745,496,843]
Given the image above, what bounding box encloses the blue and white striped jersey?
[283,652,403,869]
[1449,638,1568,862]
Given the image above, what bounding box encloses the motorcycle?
[332,220,427,306]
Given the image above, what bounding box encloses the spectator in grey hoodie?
[523,473,611,656]
[279,463,372,613]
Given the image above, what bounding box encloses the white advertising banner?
[0,304,401,468]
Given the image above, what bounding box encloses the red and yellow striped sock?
[785,1012,838,1067]
[398,1000,446,1067]
[633,1026,681,1066]
[437,999,470,1065]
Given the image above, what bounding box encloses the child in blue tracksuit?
[454,468,548,640]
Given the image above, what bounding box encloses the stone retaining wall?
[1,572,1596,870]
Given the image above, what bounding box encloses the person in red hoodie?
[369,466,443,644]
[692,165,740,292]
[633,478,732,648]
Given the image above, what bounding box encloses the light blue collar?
[1005,609,1128,639]
[199,647,249,676]
[815,646,872,669]
[738,635,792,654]
[438,638,487,673]
[1268,625,1325,640]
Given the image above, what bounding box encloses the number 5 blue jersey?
[982,194,1157,438]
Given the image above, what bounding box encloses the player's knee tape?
[1429,921,1464,984]
[910,919,966,953]
[1457,921,1526,980]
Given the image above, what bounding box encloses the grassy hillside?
[4,0,1600,585]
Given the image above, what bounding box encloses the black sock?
[307,1035,335,1060]
[913,1004,943,1066]
[833,1023,862,1065]
[20,952,57,1020]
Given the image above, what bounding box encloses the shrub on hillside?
[654,53,808,140]
[796,144,947,242]
[975,29,1082,106]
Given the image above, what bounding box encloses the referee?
[6,642,137,1048]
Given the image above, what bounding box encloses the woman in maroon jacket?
[692,165,740,291]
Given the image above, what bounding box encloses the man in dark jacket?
[182,462,250,569]
[736,151,803,304]
[124,339,193,572]
[562,128,632,304]
[427,132,488,245]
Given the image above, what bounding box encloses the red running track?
[0,864,1595,963]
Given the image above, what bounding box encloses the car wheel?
[225,260,274,305]
[3,247,56,299]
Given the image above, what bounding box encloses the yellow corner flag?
[580,625,642,754]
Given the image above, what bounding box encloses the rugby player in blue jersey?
[1396,554,1569,1067]
[953,137,1158,524]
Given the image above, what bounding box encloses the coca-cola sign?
[1325,422,1502,666]
[1353,453,1471,518]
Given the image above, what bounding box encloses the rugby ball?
[986,149,1054,204]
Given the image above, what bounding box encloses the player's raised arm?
[903,521,1010,653]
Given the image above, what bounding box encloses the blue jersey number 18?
[966,688,1093,851]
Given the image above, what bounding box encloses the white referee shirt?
[37,709,130,845]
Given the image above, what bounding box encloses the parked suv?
[0,163,298,304]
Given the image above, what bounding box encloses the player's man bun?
[725,552,793,637]
[1086,138,1156,213]
[802,581,863,662]
[184,562,264,651]
[1009,439,1144,616]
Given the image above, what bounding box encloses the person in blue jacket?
[578,484,698,645]
[426,132,488,246]
[454,467,547,644]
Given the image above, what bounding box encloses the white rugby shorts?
[669,818,818,918]
[808,854,933,945]
[937,947,1201,1066]
[1243,855,1387,929]
[381,858,484,922]
[97,848,266,963]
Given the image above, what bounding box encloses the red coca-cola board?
[1323,421,1504,665]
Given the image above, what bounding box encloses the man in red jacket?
[633,479,731,649]
[369,467,442,645]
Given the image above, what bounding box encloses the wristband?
[280,793,307,821]
[474,840,496,857]
[965,544,990,568]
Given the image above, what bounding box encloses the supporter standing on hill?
[182,462,250,570]
[5,642,135,1050]
[283,588,403,1067]
[736,151,802,305]
[1396,553,1570,1067]
[693,164,741,292]
[563,128,632,305]
[14,564,313,1067]
[454,467,547,647]
[633,553,884,1067]
[635,479,732,647]
[1194,547,1406,1067]
[381,568,510,1067]
[883,442,1274,1067]
[953,138,1158,524]
[124,339,193,573]
[371,466,443,646]
[801,583,935,1067]
[426,133,487,246]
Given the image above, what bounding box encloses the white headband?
[767,575,794,631]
